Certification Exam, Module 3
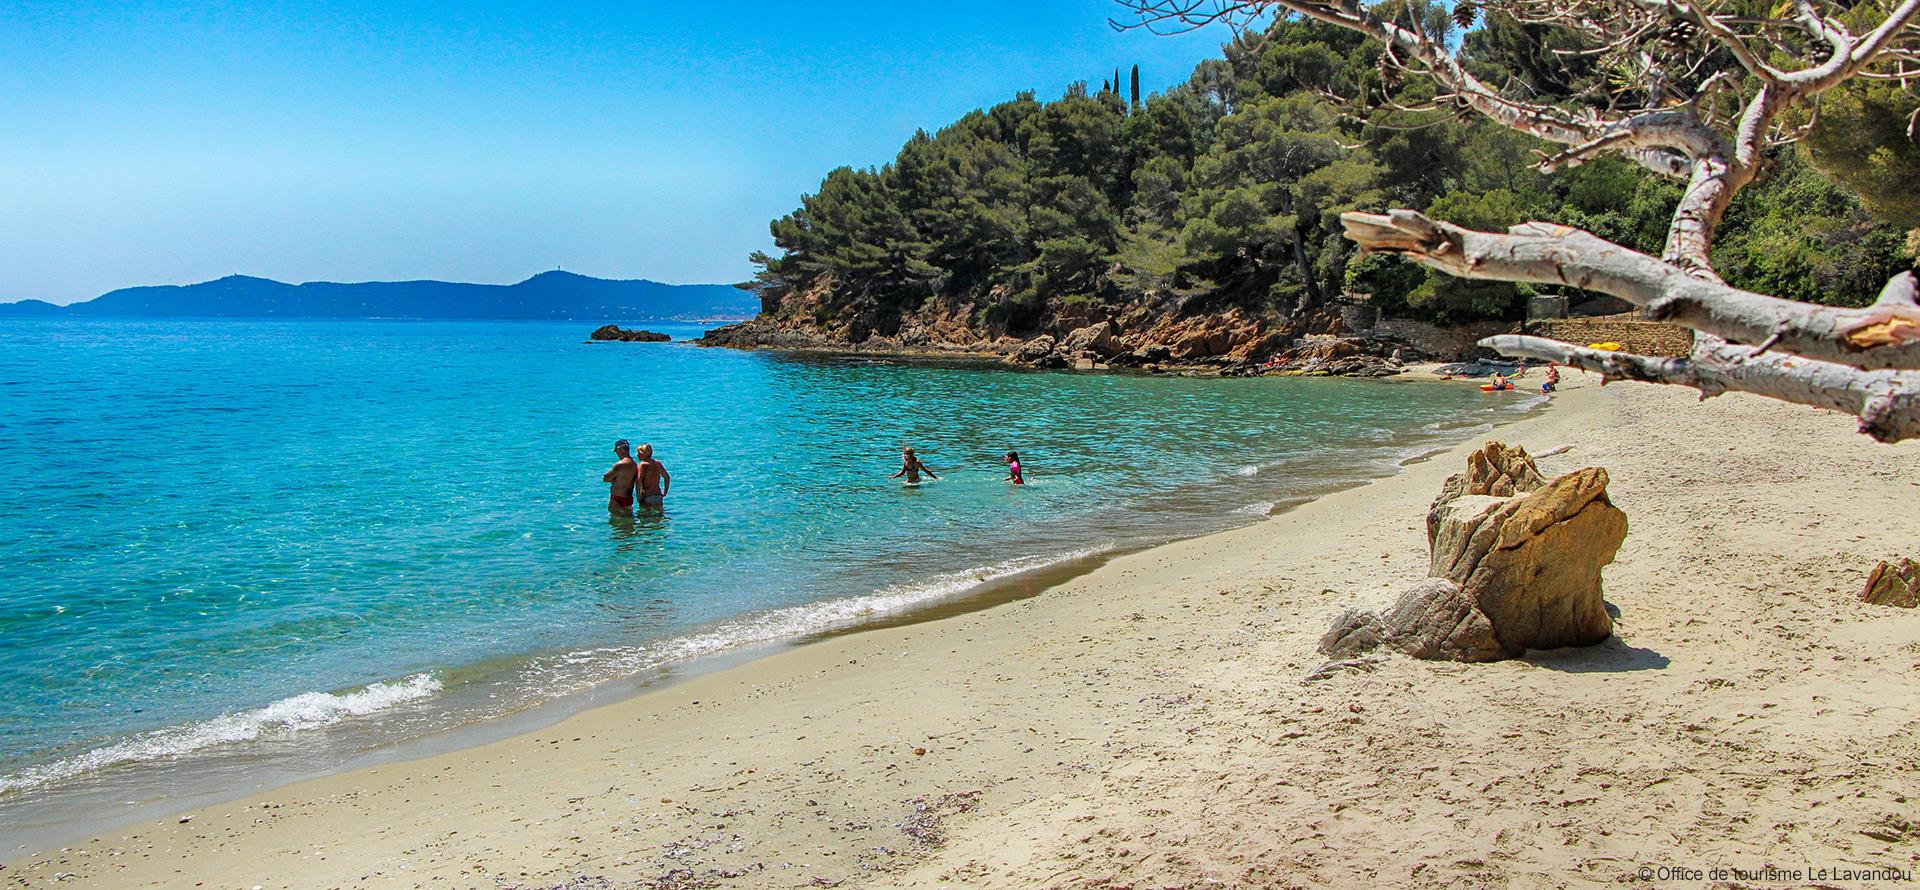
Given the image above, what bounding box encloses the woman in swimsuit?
[891,447,939,484]
[1005,451,1025,485]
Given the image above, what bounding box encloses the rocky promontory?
[697,276,1417,377]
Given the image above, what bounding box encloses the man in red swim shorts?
[603,439,638,514]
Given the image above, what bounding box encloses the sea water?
[0,318,1532,844]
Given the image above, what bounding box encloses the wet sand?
[8,372,1919,888]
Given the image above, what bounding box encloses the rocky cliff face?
[698,276,1369,373]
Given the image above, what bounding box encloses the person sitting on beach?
[603,439,638,514]
[635,443,671,508]
[1542,364,1561,393]
[891,447,939,484]
[1005,451,1025,485]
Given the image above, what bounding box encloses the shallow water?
[0,318,1530,839]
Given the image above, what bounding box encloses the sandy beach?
[8,372,1918,889]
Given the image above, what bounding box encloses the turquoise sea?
[0,318,1537,845]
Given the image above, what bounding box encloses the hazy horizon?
[1,2,1226,305]
[1,269,742,307]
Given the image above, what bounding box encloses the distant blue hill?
[0,271,756,321]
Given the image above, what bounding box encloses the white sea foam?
[521,546,1114,694]
[1235,465,1260,477]
[1423,420,1496,437]
[0,673,441,795]
[2,547,1116,798]
[1232,501,1277,516]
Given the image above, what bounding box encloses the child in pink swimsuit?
[1005,451,1024,485]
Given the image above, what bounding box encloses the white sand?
[8,375,1918,889]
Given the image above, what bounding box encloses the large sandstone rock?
[1318,578,1505,663]
[1862,558,1920,608]
[1380,579,1506,662]
[1462,441,1547,496]
[1430,468,1625,655]
[1428,441,1549,545]
[1318,608,1385,659]
[1323,444,1626,668]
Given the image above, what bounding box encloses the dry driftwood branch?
[1339,210,1920,371]
[1116,0,1920,438]
[1483,334,1920,442]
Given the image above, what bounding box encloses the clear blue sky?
[0,1,1229,303]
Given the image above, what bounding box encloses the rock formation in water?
[590,325,672,342]
[1321,441,1627,663]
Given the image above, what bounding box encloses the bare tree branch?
[1119,0,1920,438]
[1483,335,1920,443]
[1340,210,1920,369]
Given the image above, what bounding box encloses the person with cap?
[603,439,639,514]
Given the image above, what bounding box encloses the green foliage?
[1714,150,1914,306]
[1801,80,1920,229]
[751,13,1911,332]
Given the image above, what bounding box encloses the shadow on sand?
[1526,634,1670,673]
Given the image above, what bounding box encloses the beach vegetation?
[750,12,1911,334]
[1115,0,1920,440]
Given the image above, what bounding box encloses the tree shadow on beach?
[1525,635,1671,673]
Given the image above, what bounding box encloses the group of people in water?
[887,447,1024,486]
[603,439,671,514]
[604,357,1566,513]
[604,441,1022,514]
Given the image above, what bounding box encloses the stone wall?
[1531,314,1695,357]
[1365,318,1520,361]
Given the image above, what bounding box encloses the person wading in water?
[635,443,671,509]
[891,447,939,485]
[604,439,638,514]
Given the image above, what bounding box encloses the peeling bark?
[1483,334,1920,443]
[1339,211,1920,371]
[1115,0,1920,440]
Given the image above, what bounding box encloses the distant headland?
[0,271,755,322]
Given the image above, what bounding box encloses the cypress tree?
[1130,64,1140,108]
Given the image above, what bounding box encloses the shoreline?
[0,373,1535,858]
[0,546,1140,858]
[693,330,1448,379]
[11,373,1916,888]
[3,375,1566,883]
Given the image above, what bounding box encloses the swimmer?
[891,447,939,484]
[1005,451,1025,485]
